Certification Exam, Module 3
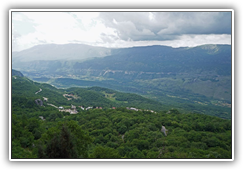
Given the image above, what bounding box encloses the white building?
[78,106,85,110]
[71,104,76,109]
[43,97,48,102]
[86,107,92,110]
[70,110,78,114]
[130,107,138,111]
[39,116,45,120]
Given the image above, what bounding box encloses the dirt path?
[46,103,58,108]
[35,88,42,94]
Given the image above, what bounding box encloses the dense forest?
[11,72,232,159]
[12,106,232,159]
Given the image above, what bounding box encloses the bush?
[118,125,127,134]
[91,146,121,158]
[127,148,145,158]
[203,136,221,148]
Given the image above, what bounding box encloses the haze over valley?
[12,43,232,119]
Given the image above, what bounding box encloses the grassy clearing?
[102,91,129,104]
[102,91,116,100]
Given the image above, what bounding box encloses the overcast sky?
[12,11,232,51]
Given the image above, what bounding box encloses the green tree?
[66,120,92,158]
[203,136,220,148]
[146,150,159,158]
[37,143,46,158]
[12,140,36,158]
[131,139,149,151]
[118,124,127,134]
[127,148,145,158]
[45,125,76,158]
[91,145,121,158]
[33,128,42,140]
[27,118,41,133]
[47,112,63,121]
[170,109,180,114]
[125,129,140,142]
[38,121,92,158]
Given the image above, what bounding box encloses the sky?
[11,10,232,51]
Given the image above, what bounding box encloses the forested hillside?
[11,73,232,159]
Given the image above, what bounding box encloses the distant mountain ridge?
[13,43,229,63]
[12,43,112,62]
[72,44,231,75]
[12,43,231,75]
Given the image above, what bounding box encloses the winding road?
[35,88,42,94]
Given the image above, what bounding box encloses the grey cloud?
[99,12,154,40]
[154,12,232,35]
[98,12,231,41]
[100,33,120,43]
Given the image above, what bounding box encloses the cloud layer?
[11,11,232,51]
[99,12,231,41]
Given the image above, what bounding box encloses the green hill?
[12,74,166,112]
[11,71,232,159]
[12,69,24,77]
[43,77,231,119]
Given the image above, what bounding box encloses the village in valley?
[57,104,156,115]
[34,88,156,120]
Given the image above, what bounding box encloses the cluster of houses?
[126,107,139,111]
[58,104,105,114]
[145,109,156,113]
[59,104,78,114]
[57,105,156,114]
[78,106,102,110]
[126,107,156,113]
[42,99,155,115]
[77,106,117,111]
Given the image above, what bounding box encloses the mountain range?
[13,44,231,75]
[12,43,112,62]
[12,43,231,76]
[12,43,232,119]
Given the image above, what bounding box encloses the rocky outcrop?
[122,134,125,141]
[161,125,168,136]
[35,99,43,106]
